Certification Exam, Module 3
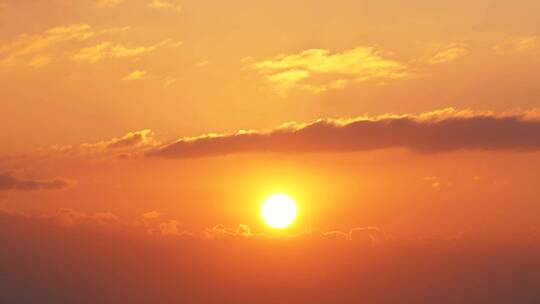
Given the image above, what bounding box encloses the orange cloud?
[205,224,253,239]
[122,70,147,81]
[429,46,468,64]
[45,129,161,159]
[0,24,128,68]
[250,47,408,93]
[349,226,385,245]
[72,40,171,63]
[147,0,182,12]
[494,36,540,53]
[148,108,540,158]
[141,210,161,219]
[158,220,185,235]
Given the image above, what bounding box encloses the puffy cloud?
[0,173,70,191]
[72,40,172,63]
[205,224,253,239]
[0,24,128,68]
[158,220,185,235]
[250,47,408,93]
[148,108,540,158]
[429,46,468,64]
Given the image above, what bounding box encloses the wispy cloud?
[250,47,408,94]
[72,40,172,63]
[0,24,128,68]
[147,0,182,12]
[0,173,70,191]
[122,70,147,81]
[493,36,540,53]
[94,0,125,8]
[429,46,468,64]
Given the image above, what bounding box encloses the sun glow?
[261,194,297,228]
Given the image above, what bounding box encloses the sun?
[261,194,297,228]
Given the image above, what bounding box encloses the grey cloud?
[0,173,70,191]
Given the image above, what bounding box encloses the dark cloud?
[1,211,540,304]
[0,173,70,191]
[148,109,540,158]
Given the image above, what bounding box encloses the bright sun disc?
[261,194,297,228]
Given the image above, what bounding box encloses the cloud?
[158,220,186,235]
[94,0,125,8]
[205,224,253,239]
[122,70,147,81]
[141,211,161,219]
[349,226,385,245]
[106,129,157,149]
[250,47,408,93]
[147,0,182,12]
[0,24,94,68]
[493,36,540,53]
[290,229,349,242]
[148,108,540,158]
[47,129,161,159]
[0,173,70,191]
[55,208,120,226]
[195,60,209,67]
[0,24,127,68]
[429,46,468,64]
[72,40,171,63]
[2,210,539,304]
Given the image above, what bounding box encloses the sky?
[1,1,540,303]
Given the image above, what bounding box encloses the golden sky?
[2,1,540,302]
[1,0,540,152]
[1,0,540,235]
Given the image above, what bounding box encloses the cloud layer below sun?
[1,210,539,304]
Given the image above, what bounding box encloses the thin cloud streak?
[0,173,70,191]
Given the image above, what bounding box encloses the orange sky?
[3,2,540,303]
[1,0,540,238]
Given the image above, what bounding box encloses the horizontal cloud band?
[0,173,70,191]
[148,109,540,158]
